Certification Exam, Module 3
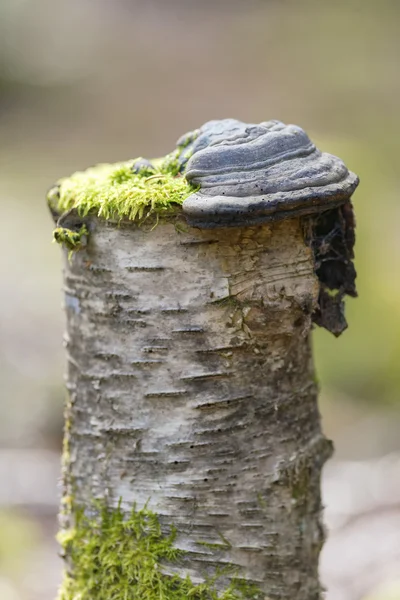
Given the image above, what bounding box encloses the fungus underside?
[57,502,261,600]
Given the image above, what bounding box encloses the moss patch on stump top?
[48,151,197,227]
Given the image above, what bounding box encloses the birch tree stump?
[51,119,359,600]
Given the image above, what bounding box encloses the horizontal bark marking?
[172,326,204,333]
[192,394,253,410]
[91,311,121,318]
[87,265,113,274]
[166,460,192,467]
[104,292,133,301]
[245,448,273,459]
[238,463,260,473]
[93,352,120,361]
[204,467,230,475]
[64,275,90,288]
[184,556,240,568]
[97,426,143,435]
[192,446,236,456]
[141,345,169,353]
[129,359,164,366]
[236,546,264,553]
[160,307,189,314]
[145,389,187,398]
[162,441,192,450]
[118,318,148,327]
[97,372,137,380]
[180,370,232,382]
[195,421,251,436]
[241,456,272,467]
[125,265,167,272]
[179,239,219,246]
[238,509,268,520]
[160,494,197,502]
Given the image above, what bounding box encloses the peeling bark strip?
[62,218,332,600]
[52,119,359,600]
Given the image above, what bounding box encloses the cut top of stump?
[48,118,359,231]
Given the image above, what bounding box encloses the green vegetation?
[53,224,88,254]
[49,152,196,222]
[48,150,199,253]
[58,502,261,600]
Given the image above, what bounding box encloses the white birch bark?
[62,215,332,599]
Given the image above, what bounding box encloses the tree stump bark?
[52,118,358,600]
[61,216,331,600]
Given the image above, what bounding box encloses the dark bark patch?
[303,201,357,336]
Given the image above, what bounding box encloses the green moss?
[49,151,199,253]
[49,152,197,225]
[58,502,261,600]
[53,224,89,255]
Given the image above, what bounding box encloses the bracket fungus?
[179,119,359,336]
[179,119,358,227]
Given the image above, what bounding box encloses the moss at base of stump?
[57,502,261,600]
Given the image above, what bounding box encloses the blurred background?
[0,1,399,599]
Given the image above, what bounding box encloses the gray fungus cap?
[179,119,359,228]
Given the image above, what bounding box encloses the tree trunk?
[60,214,332,600]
